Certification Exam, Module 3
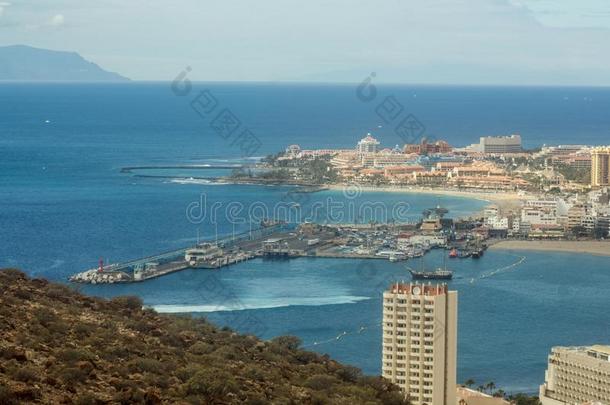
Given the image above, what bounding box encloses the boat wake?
[471,254,526,283]
[301,320,383,348]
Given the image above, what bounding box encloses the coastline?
[490,240,610,257]
[324,184,527,211]
[215,177,528,207]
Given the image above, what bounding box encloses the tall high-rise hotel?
[591,147,610,187]
[382,283,457,405]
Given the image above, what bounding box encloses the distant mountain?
[0,45,129,82]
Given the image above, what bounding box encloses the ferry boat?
[185,243,223,268]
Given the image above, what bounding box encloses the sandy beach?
[326,184,527,211]
[490,240,610,257]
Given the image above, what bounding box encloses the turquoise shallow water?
[2,83,610,394]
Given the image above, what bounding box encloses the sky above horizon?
[1,0,610,85]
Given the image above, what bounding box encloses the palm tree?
[493,389,506,398]
[485,381,496,394]
[464,378,475,388]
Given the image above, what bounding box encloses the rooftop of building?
[358,133,380,143]
[553,345,610,359]
[387,282,450,296]
[456,387,511,405]
[480,134,521,140]
[590,345,610,356]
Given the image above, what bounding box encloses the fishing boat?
[449,248,458,258]
[458,250,471,259]
[471,248,484,259]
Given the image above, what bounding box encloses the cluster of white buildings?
[482,189,610,239]
[534,145,593,171]
[281,134,539,190]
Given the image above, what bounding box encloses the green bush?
[0,383,16,405]
[45,283,76,301]
[271,335,302,351]
[13,366,40,382]
[57,348,95,364]
[186,368,238,399]
[131,357,164,374]
[305,374,339,391]
[74,392,99,405]
[335,365,362,383]
[0,268,26,280]
[110,296,143,311]
[188,341,215,355]
[57,367,89,384]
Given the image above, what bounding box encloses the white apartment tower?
[382,283,457,405]
[592,147,610,187]
[539,345,610,405]
[357,133,380,154]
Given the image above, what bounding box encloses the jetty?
[70,225,286,284]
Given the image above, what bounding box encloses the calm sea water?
[1,83,610,394]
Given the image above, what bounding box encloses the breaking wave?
[151,295,371,313]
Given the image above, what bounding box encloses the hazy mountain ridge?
[0,45,129,82]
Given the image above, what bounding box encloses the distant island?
[0,45,129,82]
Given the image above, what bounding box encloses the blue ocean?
[1,83,609,394]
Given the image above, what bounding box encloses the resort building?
[382,283,457,405]
[539,345,610,405]
[433,161,464,173]
[595,215,610,238]
[414,171,448,186]
[567,203,590,233]
[461,134,522,154]
[284,144,301,158]
[331,151,360,168]
[485,215,509,231]
[450,162,502,178]
[357,133,381,154]
[404,139,453,155]
[384,165,426,178]
[592,147,610,187]
[479,134,522,154]
[551,152,592,170]
[520,199,570,229]
[361,152,415,168]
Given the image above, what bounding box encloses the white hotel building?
[382,283,457,405]
[540,345,610,405]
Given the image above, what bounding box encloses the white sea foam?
[169,178,215,185]
[151,295,371,313]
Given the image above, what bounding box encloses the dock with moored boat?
[69,217,490,284]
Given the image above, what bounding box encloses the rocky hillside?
[0,269,406,404]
